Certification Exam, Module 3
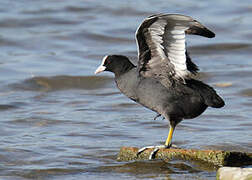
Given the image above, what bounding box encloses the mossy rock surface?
[117,146,252,166]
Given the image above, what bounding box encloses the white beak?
[94,65,106,74]
[95,55,108,74]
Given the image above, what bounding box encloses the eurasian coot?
[95,14,224,159]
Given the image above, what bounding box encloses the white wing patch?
[166,30,188,78]
[148,19,167,60]
[147,18,190,80]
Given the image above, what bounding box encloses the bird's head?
[95,55,135,76]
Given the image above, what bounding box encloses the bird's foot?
[137,144,179,160]
[153,114,161,120]
[153,114,165,120]
[137,145,166,160]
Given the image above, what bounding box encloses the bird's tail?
[186,79,225,108]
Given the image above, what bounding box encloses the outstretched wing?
[136,14,215,85]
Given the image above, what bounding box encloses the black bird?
[95,14,224,159]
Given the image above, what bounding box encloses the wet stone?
[217,167,252,180]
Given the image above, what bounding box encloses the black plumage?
[95,14,224,158]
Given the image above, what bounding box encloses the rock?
[117,146,252,166]
[217,167,252,180]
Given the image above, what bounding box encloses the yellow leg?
[165,125,174,147]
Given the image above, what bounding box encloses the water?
[0,0,252,179]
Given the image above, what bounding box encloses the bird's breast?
[115,69,139,101]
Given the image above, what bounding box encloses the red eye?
[104,59,111,66]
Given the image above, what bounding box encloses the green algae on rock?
[117,147,252,166]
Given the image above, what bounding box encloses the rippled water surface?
[1,0,252,179]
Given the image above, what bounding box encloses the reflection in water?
[240,89,252,97]
[11,75,113,91]
[96,160,217,179]
[0,0,252,179]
